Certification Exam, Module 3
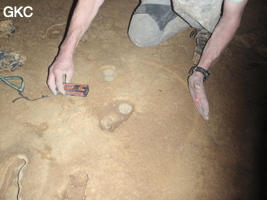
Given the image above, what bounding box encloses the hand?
[47,56,74,95]
[188,72,209,121]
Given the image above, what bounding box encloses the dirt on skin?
[0,0,266,199]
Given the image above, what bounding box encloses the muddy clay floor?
[0,0,267,199]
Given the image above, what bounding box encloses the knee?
[128,15,162,47]
[128,28,162,47]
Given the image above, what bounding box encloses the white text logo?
[3,6,33,18]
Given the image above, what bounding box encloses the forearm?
[197,16,240,70]
[198,0,247,71]
[59,0,104,58]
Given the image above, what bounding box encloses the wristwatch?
[189,66,210,82]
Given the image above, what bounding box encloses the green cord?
[0,75,53,102]
[0,75,25,92]
[1,75,55,102]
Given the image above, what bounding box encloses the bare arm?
[197,0,248,71]
[60,0,104,57]
[47,0,105,95]
[189,0,247,120]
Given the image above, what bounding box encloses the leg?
[128,0,190,47]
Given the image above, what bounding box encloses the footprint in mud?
[62,171,89,200]
[0,155,28,200]
[98,101,134,132]
[95,65,117,82]
[45,23,66,40]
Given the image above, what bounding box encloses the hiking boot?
[191,29,211,65]
[0,50,27,71]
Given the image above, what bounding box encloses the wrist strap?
[189,66,210,82]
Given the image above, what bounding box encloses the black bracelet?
[189,66,210,82]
